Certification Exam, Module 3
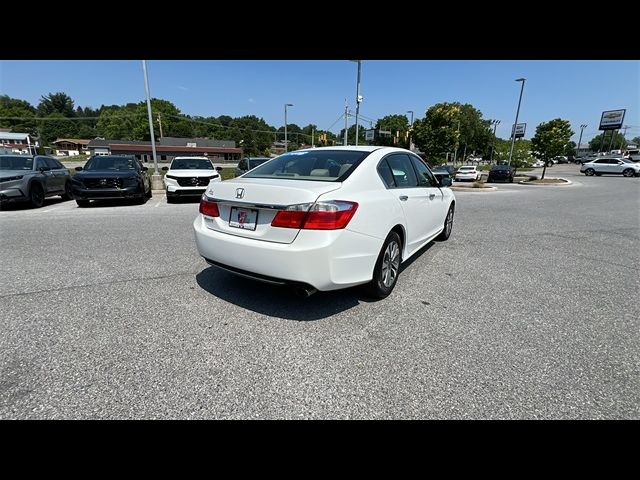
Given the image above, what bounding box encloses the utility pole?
[490,119,500,163]
[141,60,162,190]
[407,110,414,151]
[312,127,315,148]
[577,124,587,158]
[284,103,293,152]
[352,60,363,146]
[508,78,526,166]
[157,113,164,139]
[344,101,349,146]
[620,125,629,149]
[453,119,461,165]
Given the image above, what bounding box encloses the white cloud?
[177,85,188,91]
[248,98,255,103]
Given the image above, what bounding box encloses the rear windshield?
[491,165,510,170]
[171,159,213,170]
[458,166,475,171]
[84,156,137,171]
[0,156,33,170]
[243,150,370,182]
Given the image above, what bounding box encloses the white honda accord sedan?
[193,146,455,298]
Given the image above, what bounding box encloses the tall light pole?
[490,119,501,163]
[508,78,526,166]
[577,124,587,158]
[284,103,293,152]
[350,60,363,146]
[142,60,162,190]
[407,110,414,150]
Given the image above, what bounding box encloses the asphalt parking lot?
[1,164,638,419]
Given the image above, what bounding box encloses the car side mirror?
[162,166,168,171]
[216,166,223,172]
[75,166,83,171]
[440,177,452,187]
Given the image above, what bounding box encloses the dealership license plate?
[229,207,258,231]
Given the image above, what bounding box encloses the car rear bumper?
[193,215,382,291]
[72,186,144,200]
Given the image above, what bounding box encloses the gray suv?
[0,154,73,208]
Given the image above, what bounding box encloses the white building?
[0,132,37,154]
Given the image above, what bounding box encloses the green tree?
[95,104,141,140]
[0,95,37,134]
[564,141,576,156]
[37,92,76,117]
[412,103,460,164]
[531,119,574,179]
[39,113,79,144]
[374,114,410,147]
[589,131,627,152]
[493,138,534,169]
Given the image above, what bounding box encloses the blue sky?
[1,60,638,143]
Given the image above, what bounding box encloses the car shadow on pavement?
[195,267,374,321]
[0,196,69,211]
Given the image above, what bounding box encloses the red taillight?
[270,210,307,228]
[199,197,220,217]
[271,201,358,230]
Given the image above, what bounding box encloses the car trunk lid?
[202,178,342,244]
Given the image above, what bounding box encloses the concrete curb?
[450,186,498,192]
[518,178,573,186]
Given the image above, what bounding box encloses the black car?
[71,155,152,207]
[487,164,514,183]
[431,165,455,183]
[235,157,271,177]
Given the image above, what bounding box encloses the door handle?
[429,193,436,200]
[399,195,408,201]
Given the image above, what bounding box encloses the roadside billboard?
[511,123,526,138]
[599,109,625,130]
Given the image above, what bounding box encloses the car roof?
[172,156,211,161]
[292,145,386,153]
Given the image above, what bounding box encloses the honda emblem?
[235,188,245,199]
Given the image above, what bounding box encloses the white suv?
[455,165,481,181]
[162,156,222,202]
[580,157,640,177]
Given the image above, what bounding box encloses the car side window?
[35,157,48,170]
[384,154,418,188]
[45,157,60,169]
[410,156,439,187]
[377,160,396,188]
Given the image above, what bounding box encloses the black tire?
[60,181,73,201]
[584,168,595,176]
[29,182,45,208]
[436,203,455,241]
[76,199,90,208]
[166,194,175,204]
[623,168,635,177]
[146,185,153,198]
[363,231,402,299]
[509,177,513,183]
